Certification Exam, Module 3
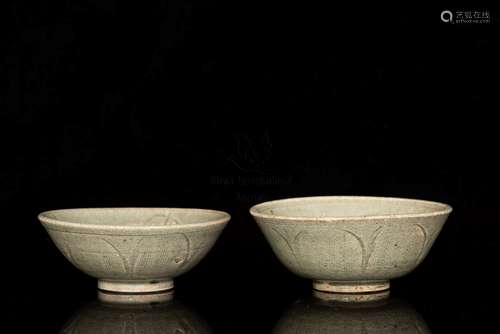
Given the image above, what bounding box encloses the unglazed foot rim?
[98,289,175,304]
[98,280,174,293]
[312,280,390,293]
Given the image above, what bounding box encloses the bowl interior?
[40,208,229,227]
[251,196,451,219]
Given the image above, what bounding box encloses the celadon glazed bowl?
[39,208,230,294]
[250,196,451,295]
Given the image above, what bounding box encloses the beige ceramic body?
[39,208,230,293]
[273,297,430,334]
[250,196,451,294]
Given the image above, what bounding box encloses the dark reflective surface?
[60,297,212,334]
[273,296,430,334]
[59,293,432,334]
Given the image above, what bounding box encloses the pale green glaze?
[250,196,451,294]
[39,208,230,293]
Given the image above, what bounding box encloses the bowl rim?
[249,196,452,221]
[38,207,231,233]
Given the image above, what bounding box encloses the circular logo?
[441,10,453,23]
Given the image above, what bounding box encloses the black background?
[2,1,499,332]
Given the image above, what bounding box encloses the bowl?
[39,208,230,294]
[250,196,451,294]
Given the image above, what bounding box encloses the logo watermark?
[441,9,491,24]
[441,10,453,23]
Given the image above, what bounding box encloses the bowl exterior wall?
[43,224,226,281]
[254,214,449,281]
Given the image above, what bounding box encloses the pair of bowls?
[39,196,452,298]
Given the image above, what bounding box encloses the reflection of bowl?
[312,288,390,303]
[39,208,230,293]
[273,297,430,334]
[61,299,213,334]
[250,196,451,294]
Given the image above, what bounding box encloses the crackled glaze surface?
[39,208,230,293]
[273,297,430,334]
[61,300,213,334]
[250,196,451,294]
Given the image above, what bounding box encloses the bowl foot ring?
[98,279,174,294]
[313,280,390,293]
[313,289,390,303]
[313,281,390,303]
[312,280,390,302]
[97,289,175,304]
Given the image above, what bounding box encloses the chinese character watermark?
[441,9,491,24]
